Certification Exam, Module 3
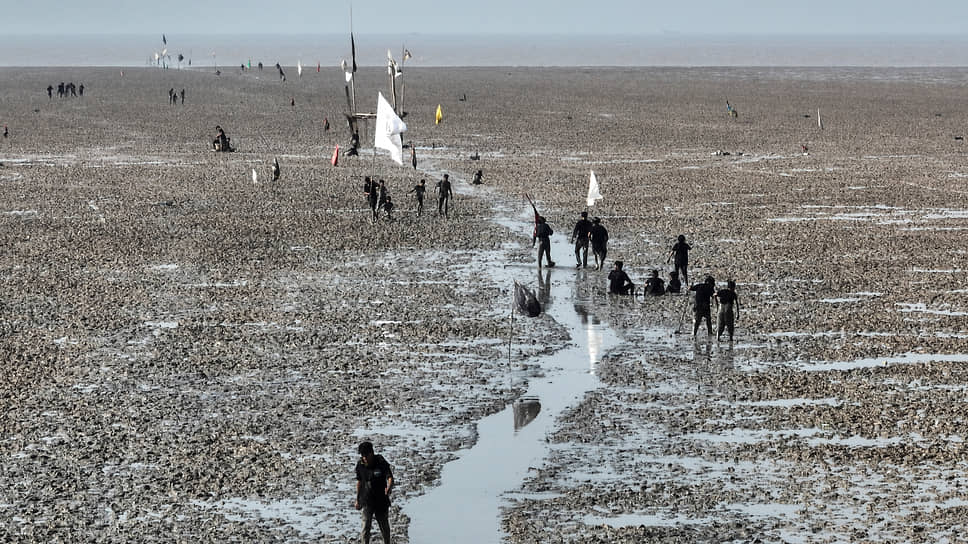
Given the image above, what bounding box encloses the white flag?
[344,71,353,83]
[297,61,303,76]
[817,108,824,130]
[375,92,408,165]
[251,168,259,184]
[587,170,603,207]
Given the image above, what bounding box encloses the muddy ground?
[1,65,967,543]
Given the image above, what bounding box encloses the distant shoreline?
[2,34,968,68]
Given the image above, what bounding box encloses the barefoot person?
[355,441,394,544]
[589,217,609,270]
[570,211,592,268]
[532,216,555,269]
[716,279,740,341]
[690,276,716,337]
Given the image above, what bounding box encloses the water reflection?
[574,303,604,374]
[536,267,551,305]
[513,397,541,431]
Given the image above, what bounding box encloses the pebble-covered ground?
[1,65,967,543]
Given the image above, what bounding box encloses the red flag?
[316,62,320,73]
[331,145,339,166]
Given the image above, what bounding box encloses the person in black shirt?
[363,176,379,221]
[667,234,692,285]
[690,276,716,337]
[355,441,394,544]
[666,270,681,294]
[716,279,739,341]
[644,269,666,296]
[409,179,427,216]
[436,174,453,217]
[608,261,635,296]
[570,211,592,268]
[589,217,609,270]
[532,216,555,268]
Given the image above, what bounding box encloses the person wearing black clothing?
[532,216,555,268]
[570,211,592,268]
[644,269,665,296]
[354,441,393,544]
[589,217,609,270]
[472,169,483,185]
[435,174,453,217]
[409,179,427,215]
[668,234,692,286]
[47,85,53,100]
[608,261,635,296]
[690,276,716,337]
[363,176,379,220]
[716,279,739,341]
[666,270,682,294]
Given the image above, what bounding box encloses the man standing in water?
[570,211,592,268]
[716,279,740,341]
[589,217,609,270]
[532,216,555,269]
[690,276,716,337]
[355,441,393,544]
[435,173,453,217]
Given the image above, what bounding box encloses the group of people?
[46,82,83,99]
[566,215,740,341]
[168,88,185,105]
[362,173,456,221]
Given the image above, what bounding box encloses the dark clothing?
[411,184,426,214]
[356,455,393,511]
[671,241,692,283]
[716,288,738,339]
[645,277,666,296]
[589,224,608,269]
[608,269,635,295]
[572,218,592,241]
[534,223,553,267]
[436,178,453,216]
[667,276,682,294]
[571,218,592,266]
[690,282,716,335]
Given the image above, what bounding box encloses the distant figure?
[376,180,389,212]
[532,216,555,269]
[271,158,280,182]
[213,125,232,152]
[363,176,379,220]
[258,62,263,70]
[46,85,53,99]
[667,234,692,286]
[608,261,635,296]
[435,174,453,217]
[168,88,175,105]
[472,169,483,185]
[570,211,592,268]
[347,131,360,156]
[644,269,666,296]
[290,97,295,108]
[3,125,7,138]
[323,117,330,131]
[589,217,609,270]
[666,270,681,294]
[380,195,394,221]
[690,276,716,337]
[69,82,76,97]
[78,84,84,97]
[409,179,427,216]
[180,88,185,104]
[716,279,740,341]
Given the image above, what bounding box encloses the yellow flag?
[435,104,442,125]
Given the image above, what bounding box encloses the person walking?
[570,211,592,268]
[690,276,716,337]
[589,217,609,270]
[532,216,555,269]
[354,441,394,544]
[435,174,453,217]
[716,279,740,341]
[409,179,427,216]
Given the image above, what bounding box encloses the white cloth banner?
[587,170,603,207]
[375,92,408,165]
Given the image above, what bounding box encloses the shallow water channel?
[405,205,621,543]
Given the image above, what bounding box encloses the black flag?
[350,33,358,73]
[513,281,542,317]
[162,34,167,45]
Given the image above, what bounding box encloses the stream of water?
[405,205,621,543]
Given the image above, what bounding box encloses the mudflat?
[2,65,967,542]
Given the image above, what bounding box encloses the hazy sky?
[5,0,968,35]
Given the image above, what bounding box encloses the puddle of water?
[405,207,621,543]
